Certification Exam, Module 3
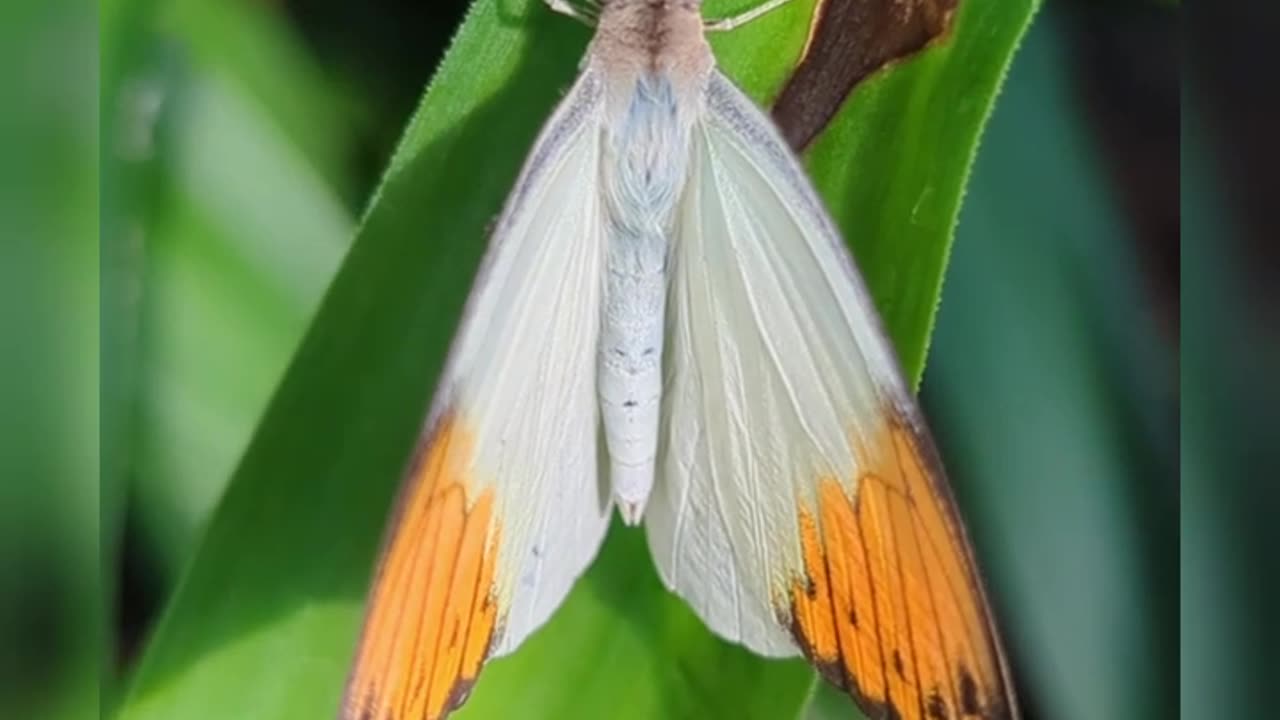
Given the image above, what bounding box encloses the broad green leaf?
[804,0,1040,385]
[118,1,1035,719]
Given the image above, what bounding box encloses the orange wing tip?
[342,414,506,720]
[783,414,1015,720]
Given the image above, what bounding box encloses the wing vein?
[856,496,893,713]
[886,476,928,719]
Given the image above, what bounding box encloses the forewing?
[646,71,1017,720]
[342,71,612,720]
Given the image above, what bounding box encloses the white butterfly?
[342,2,1017,719]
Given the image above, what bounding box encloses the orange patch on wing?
[342,414,502,720]
[789,414,1014,720]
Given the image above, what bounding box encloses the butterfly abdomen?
[597,71,691,524]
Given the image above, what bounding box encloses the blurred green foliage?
[87,1,1186,720]
[1180,83,1269,720]
[925,16,1175,719]
[104,0,355,589]
[0,0,97,718]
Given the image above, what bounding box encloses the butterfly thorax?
[589,0,714,121]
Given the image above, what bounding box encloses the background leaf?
[923,10,1177,718]
[803,0,1039,383]
[100,0,357,710]
[0,0,97,717]
[114,0,1041,718]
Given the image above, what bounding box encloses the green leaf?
[804,0,1040,386]
[118,1,1036,718]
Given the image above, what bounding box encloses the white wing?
[647,69,904,656]
[646,72,1016,720]
[444,68,612,654]
[343,70,612,720]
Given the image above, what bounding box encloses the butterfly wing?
[646,71,1018,720]
[342,71,612,720]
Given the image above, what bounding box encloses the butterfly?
[340,2,1017,719]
